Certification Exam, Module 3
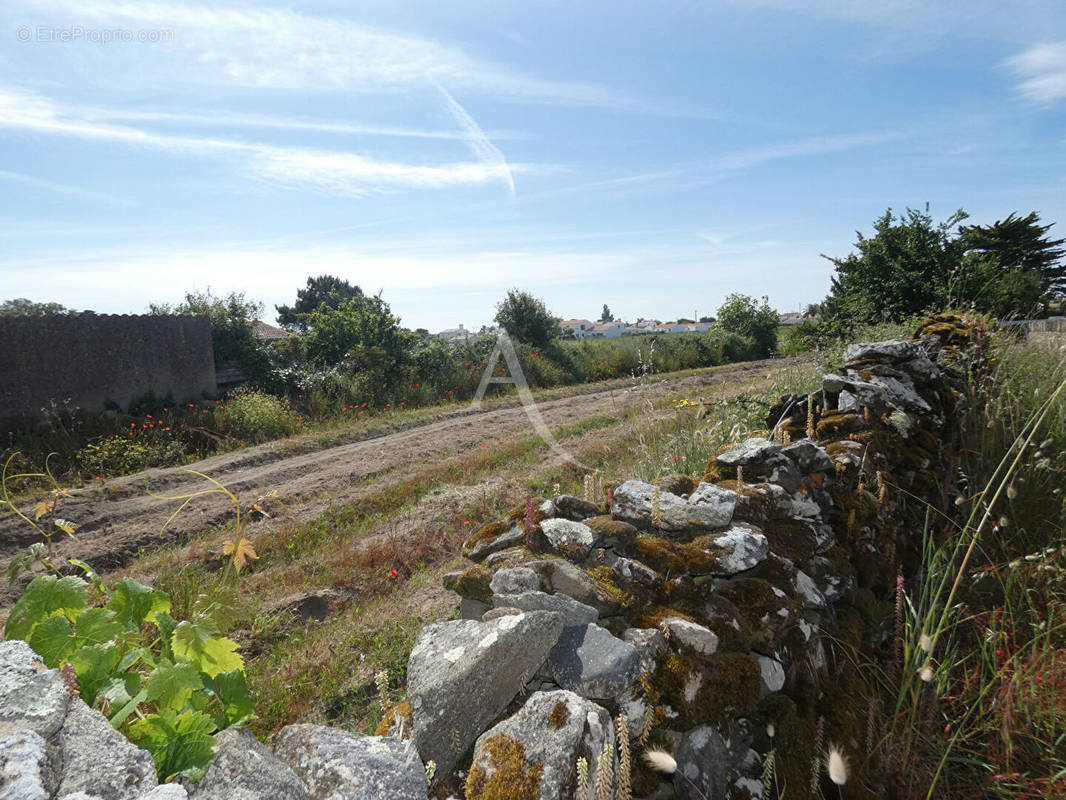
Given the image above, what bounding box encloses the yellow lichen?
[465,734,544,800]
[547,701,570,729]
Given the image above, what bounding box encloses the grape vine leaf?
[73,607,124,649]
[107,578,171,631]
[144,660,203,712]
[26,614,75,668]
[128,710,217,782]
[203,669,255,727]
[171,621,242,678]
[70,644,120,705]
[4,575,87,640]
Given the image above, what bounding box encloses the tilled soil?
[0,357,795,607]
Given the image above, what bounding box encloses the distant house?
[653,322,685,334]
[680,322,713,333]
[438,324,475,342]
[560,319,595,338]
[588,321,626,338]
[778,312,804,325]
[253,321,295,343]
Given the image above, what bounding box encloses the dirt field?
[0,357,797,608]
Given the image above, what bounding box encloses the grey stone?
[481,606,521,621]
[539,519,597,555]
[468,690,613,800]
[541,560,624,615]
[136,787,188,799]
[612,557,663,596]
[553,495,602,521]
[537,500,557,518]
[673,723,753,800]
[622,628,668,672]
[549,624,640,700]
[0,729,60,800]
[761,454,802,492]
[807,555,851,603]
[459,597,491,620]
[189,727,306,800]
[794,570,828,608]
[782,439,833,473]
[755,655,786,695]
[0,640,68,739]
[274,725,425,800]
[489,567,540,596]
[686,483,739,527]
[55,699,157,800]
[662,618,719,656]
[822,372,931,415]
[463,524,524,562]
[491,591,598,628]
[711,527,769,574]
[715,437,782,467]
[734,482,793,522]
[611,480,735,533]
[407,611,565,776]
[842,339,918,363]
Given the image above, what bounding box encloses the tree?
[716,293,779,357]
[955,212,1066,318]
[699,316,715,323]
[0,298,70,315]
[150,290,269,376]
[600,304,613,322]
[302,294,412,368]
[493,290,561,348]
[276,276,364,332]
[820,206,968,334]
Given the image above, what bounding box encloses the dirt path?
[0,357,795,605]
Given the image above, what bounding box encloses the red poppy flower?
[389,569,398,579]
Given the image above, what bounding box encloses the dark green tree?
[600,304,613,322]
[493,290,561,348]
[301,294,412,368]
[150,290,270,377]
[955,212,1066,318]
[0,298,70,315]
[715,293,779,357]
[820,206,968,334]
[276,275,364,332]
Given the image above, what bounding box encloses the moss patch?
[443,563,495,603]
[465,734,544,800]
[373,701,411,736]
[546,701,569,729]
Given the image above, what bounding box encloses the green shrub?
[219,391,293,443]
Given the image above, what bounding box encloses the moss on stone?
[546,701,569,730]
[442,563,495,603]
[761,519,818,563]
[817,411,864,438]
[652,651,762,728]
[586,564,633,607]
[465,733,544,800]
[584,515,639,548]
[373,701,411,737]
[653,473,699,497]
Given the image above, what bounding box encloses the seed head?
[919,664,935,682]
[919,633,933,653]
[826,745,848,786]
[642,748,677,775]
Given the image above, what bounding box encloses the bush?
[219,391,293,443]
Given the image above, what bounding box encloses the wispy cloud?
[1006,42,1066,103]
[18,0,636,109]
[436,86,515,196]
[0,86,518,196]
[0,168,127,204]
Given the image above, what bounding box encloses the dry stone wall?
[0,314,982,800]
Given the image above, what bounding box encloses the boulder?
[539,560,626,615]
[274,725,425,800]
[662,617,720,657]
[709,526,769,574]
[463,523,525,562]
[466,690,613,800]
[622,627,668,671]
[491,591,598,628]
[548,624,640,700]
[539,519,597,556]
[0,640,68,739]
[489,567,541,596]
[55,699,157,800]
[553,495,602,521]
[0,729,60,800]
[715,438,782,467]
[407,611,565,776]
[755,655,786,695]
[673,723,753,800]
[782,439,833,473]
[842,339,918,363]
[611,480,736,533]
[188,727,307,800]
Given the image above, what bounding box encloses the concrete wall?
[0,314,216,426]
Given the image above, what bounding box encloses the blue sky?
[2,1,1065,332]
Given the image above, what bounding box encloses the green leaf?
[70,644,120,705]
[73,607,124,649]
[144,660,203,712]
[6,543,43,585]
[171,621,242,678]
[154,613,178,661]
[117,647,154,674]
[107,578,171,631]
[203,669,255,728]
[4,575,87,640]
[27,614,75,668]
[128,710,217,782]
[98,673,140,709]
[110,687,149,728]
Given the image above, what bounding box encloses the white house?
[588,321,626,338]
[560,319,595,338]
[653,322,686,334]
[680,322,713,332]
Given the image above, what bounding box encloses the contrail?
[436,85,515,196]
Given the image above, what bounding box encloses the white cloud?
[1006,42,1066,103]
[17,0,634,108]
[436,86,515,196]
[0,86,518,196]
